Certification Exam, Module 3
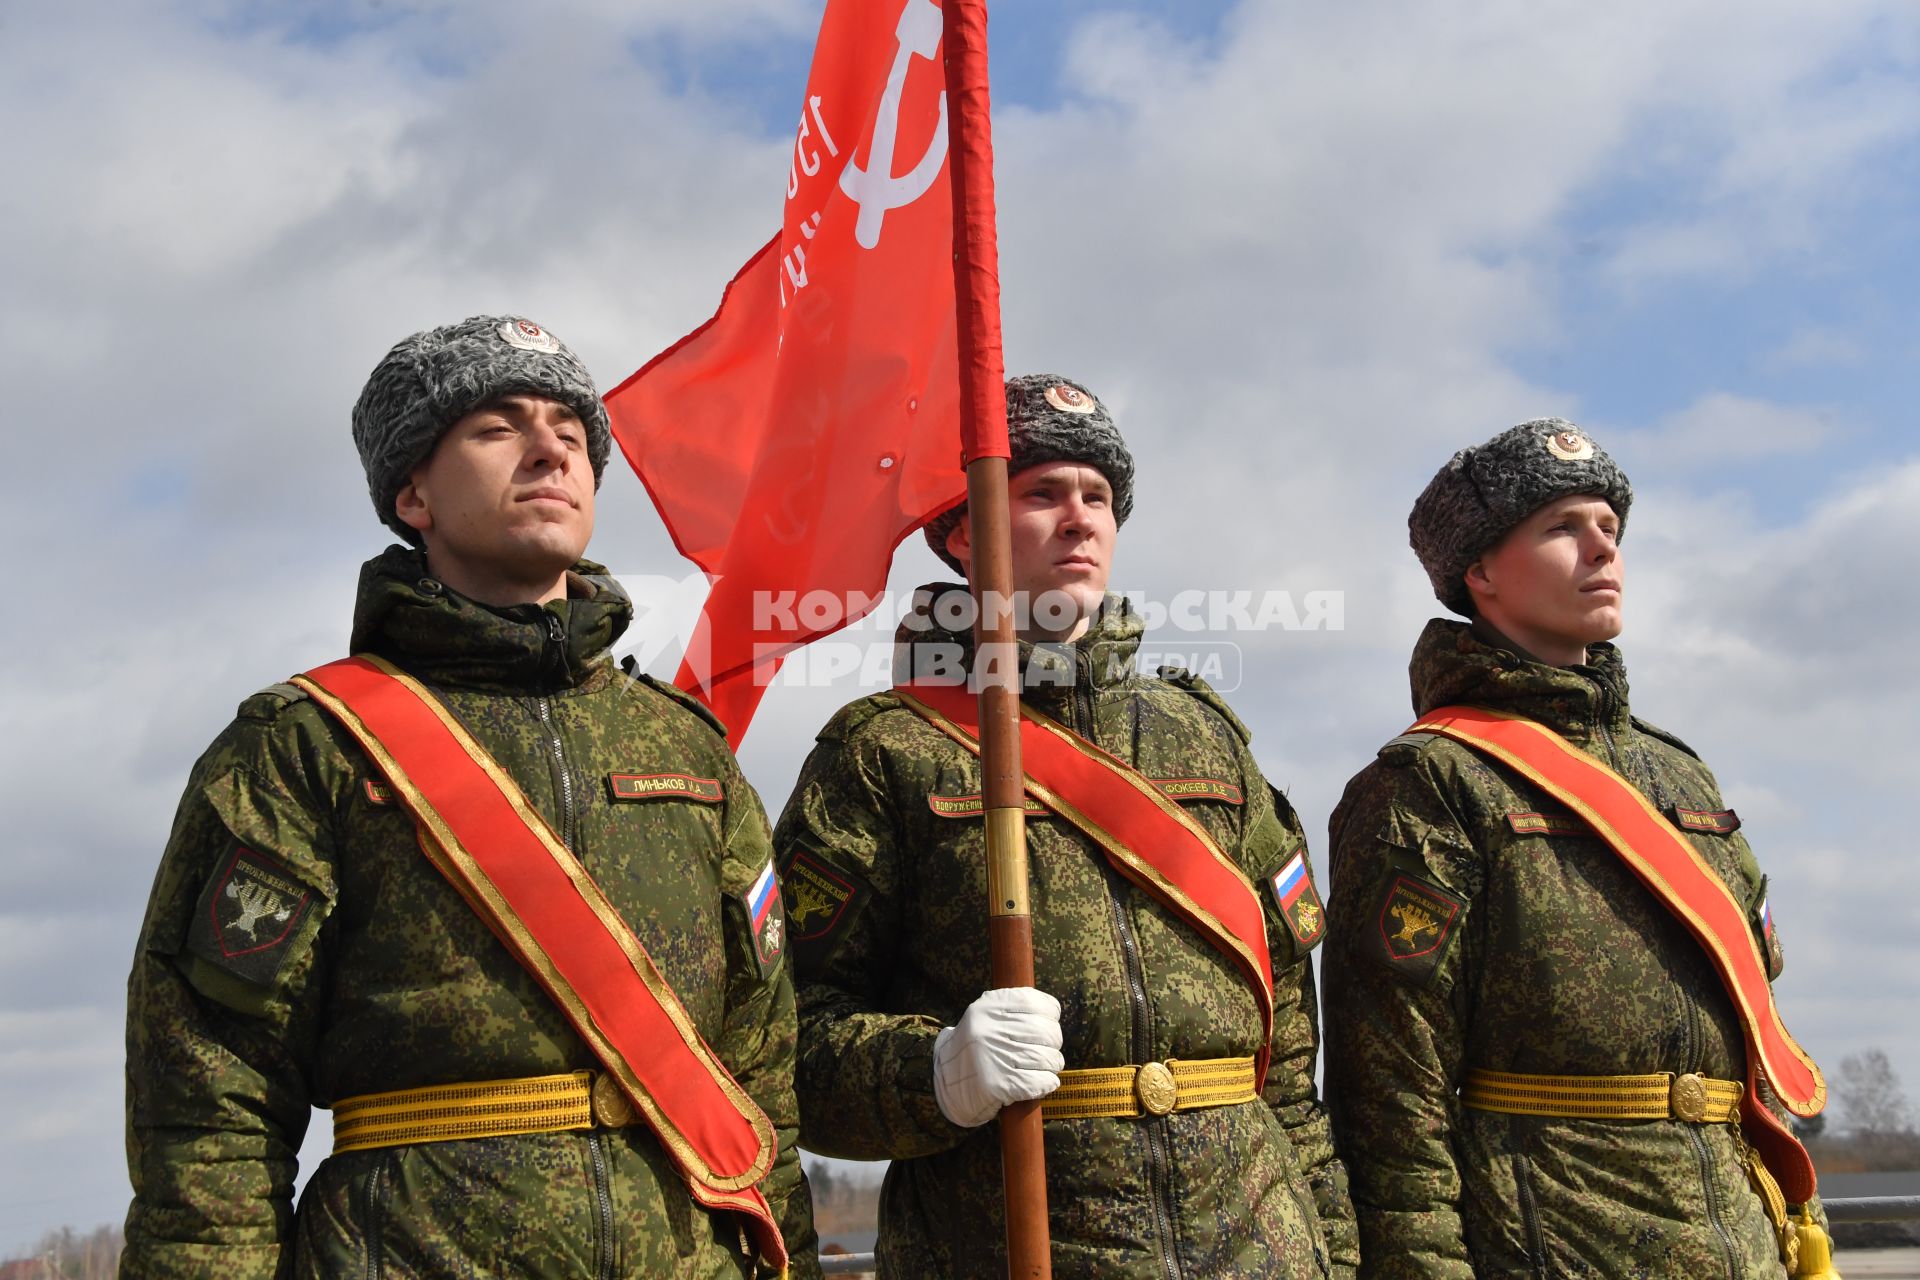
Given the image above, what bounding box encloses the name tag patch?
[1506,810,1587,837]
[928,793,1048,818]
[742,859,785,979]
[1371,874,1465,988]
[1671,806,1740,834]
[1154,777,1245,805]
[607,773,724,804]
[186,847,316,986]
[1267,850,1324,949]
[364,779,394,806]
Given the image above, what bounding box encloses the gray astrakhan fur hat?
[924,373,1136,574]
[352,315,611,542]
[1409,417,1632,616]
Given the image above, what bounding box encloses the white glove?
[932,987,1065,1128]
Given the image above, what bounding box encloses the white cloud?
[4,0,1919,1252]
[1619,391,1837,463]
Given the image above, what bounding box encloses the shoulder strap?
[897,682,1275,1089]
[1412,703,1826,1203]
[292,655,785,1269]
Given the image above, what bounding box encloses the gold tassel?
[1793,1211,1840,1279]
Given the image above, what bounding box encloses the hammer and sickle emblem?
[838,0,950,249]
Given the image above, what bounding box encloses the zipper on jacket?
[1106,877,1182,1280]
[588,1132,617,1279]
[1678,985,1697,1079]
[361,1152,390,1280]
[544,608,569,687]
[1677,987,1743,1280]
[1511,1152,1548,1279]
[1593,677,1624,772]
[535,696,578,855]
[1687,1122,1743,1280]
[1082,664,1182,1280]
[1074,651,1097,741]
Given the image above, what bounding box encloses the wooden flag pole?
[943,2,1051,1276]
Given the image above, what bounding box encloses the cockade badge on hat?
[1545,428,1594,461]
[1043,383,1096,414]
[499,318,562,354]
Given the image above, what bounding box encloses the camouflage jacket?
[775,586,1356,1279]
[1323,619,1823,1280]
[123,546,818,1280]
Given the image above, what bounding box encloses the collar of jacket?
[347,545,633,694]
[892,581,1144,720]
[1409,616,1633,747]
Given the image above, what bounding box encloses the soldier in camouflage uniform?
[776,375,1357,1278]
[122,316,817,1278]
[1322,419,1828,1279]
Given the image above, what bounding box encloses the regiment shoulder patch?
[741,858,785,979]
[782,848,864,952]
[607,773,724,804]
[1268,850,1325,951]
[1670,806,1740,834]
[1371,873,1466,988]
[186,847,316,987]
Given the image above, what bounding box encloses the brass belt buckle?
[1135,1062,1178,1116]
[1669,1072,1710,1123]
[591,1073,637,1127]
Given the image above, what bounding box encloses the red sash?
[294,655,786,1268]
[897,682,1276,1088]
[1411,704,1827,1202]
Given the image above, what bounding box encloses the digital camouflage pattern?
[123,546,818,1280]
[1323,619,1824,1280]
[775,585,1356,1279]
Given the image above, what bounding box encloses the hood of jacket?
[1409,616,1633,750]
[891,581,1144,719]
[347,545,631,694]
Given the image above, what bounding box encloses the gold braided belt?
[1042,1056,1258,1121]
[1461,1068,1743,1124]
[332,1070,640,1153]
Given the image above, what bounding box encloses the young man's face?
[948,461,1117,641]
[395,393,595,606]
[1465,493,1623,665]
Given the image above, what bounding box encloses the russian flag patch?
[1268,850,1325,950]
[743,859,785,977]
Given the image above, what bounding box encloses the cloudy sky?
[4,0,1918,1251]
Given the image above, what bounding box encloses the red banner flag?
[606,0,980,743]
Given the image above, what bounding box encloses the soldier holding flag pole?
[773,375,1356,1278]
[609,1,1358,1272]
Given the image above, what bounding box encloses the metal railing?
[1825,1196,1920,1223]
[815,1199,1920,1275]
